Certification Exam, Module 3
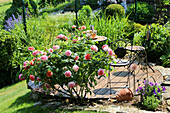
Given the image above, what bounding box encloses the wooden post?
[22,0,27,35]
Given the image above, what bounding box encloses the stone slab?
[163,93,170,100]
[162,81,170,86]
[166,100,170,106]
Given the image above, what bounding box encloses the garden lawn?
[0,81,106,113]
[0,0,12,4]
[0,0,12,29]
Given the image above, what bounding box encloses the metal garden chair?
[108,39,133,94]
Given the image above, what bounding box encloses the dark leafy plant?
[84,0,99,9]
[160,53,170,67]
[126,1,154,24]
[133,23,170,64]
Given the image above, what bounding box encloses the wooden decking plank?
[92,67,127,94]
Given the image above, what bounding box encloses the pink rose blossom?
[30,60,34,66]
[73,65,79,72]
[56,34,67,41]
[102,45,109,51]
[85,54,91,60]
[64,36,68,41]
[37,58,41,61]
[68,82,75,88]
[41,55,48,61]
[74,56,79,60]
[33,50,39,56]
[91,45,98,52]
[130,63,138,71]
[43,52,47,55]
[48,48,53,53]
[108,49,114,56]
[65,50,72,56]
[98,69,105,75]
[72,25,76,28]
[28,47,35,51]
[23,61,29,68]
[38,51,43,54]
[45,83,51,89]
[63,67,67,70]
[19,74,25,80]
[82,25,86,30]
[30,75,35,81]
[37,77,41,81]
[72,39,77,43]
[53,45,60,50]
[57,34,65,39]
[65,71,72,77]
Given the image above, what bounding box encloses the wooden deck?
[87,65,163,99]
[28,65,163,99]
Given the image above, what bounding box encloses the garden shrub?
[134,23,170,64]
[20,25,114,103]
[133,23,144,32]
[78,5,92,25]
[126,1,154,24]
[0,29,27,88]
[105,4,125,18]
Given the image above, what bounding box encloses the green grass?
[0,0,12,29]
[0,0,12,4]
[0,81,106,113]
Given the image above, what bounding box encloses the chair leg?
[110,68,112,94]
[127,72,130,88]
[147,63,155,73]
[133,74,136,95]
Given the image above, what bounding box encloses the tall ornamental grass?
[82,14,134,42]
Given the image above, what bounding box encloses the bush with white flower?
[20,31,115,103]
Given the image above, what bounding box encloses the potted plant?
[136,80,166,110]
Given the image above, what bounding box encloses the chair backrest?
[109,39,132,59]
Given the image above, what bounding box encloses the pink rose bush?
[20,31,115,103]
